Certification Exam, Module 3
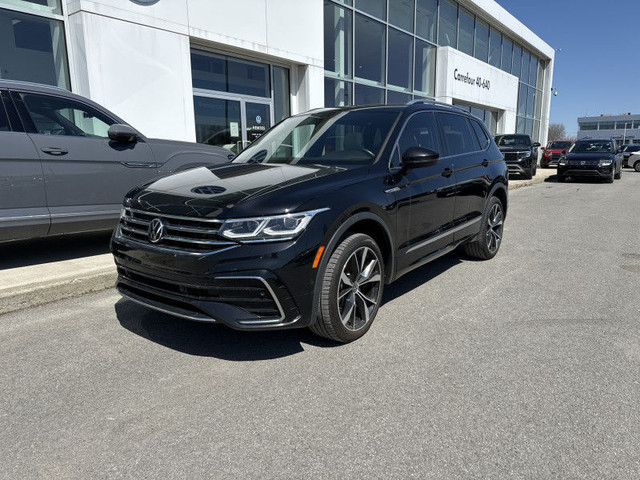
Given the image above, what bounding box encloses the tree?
[548,123,566,141]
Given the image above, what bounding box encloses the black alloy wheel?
[463,196,504,260]
[311,233,384,342]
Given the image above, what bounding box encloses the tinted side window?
[0,95,9,132]
[470,119,490,149]
[397,112,441,161]
[437,112,480,156]
[20,93,114,138]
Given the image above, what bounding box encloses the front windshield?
[569,141,612,153]
[232,110,399,167]
[496,135,531,148]
[548,141,572,149]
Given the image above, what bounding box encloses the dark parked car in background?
[494,134,540,179]
[0,80,232,243]
[557,139,622,183]
[541,140,573,168]
[112,101,508,342]
[618,144,640,168]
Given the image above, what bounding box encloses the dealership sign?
[453,69,490,90]
[436,47,518,112]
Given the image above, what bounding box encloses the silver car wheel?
[337,246,382,332]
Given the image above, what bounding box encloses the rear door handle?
[41,147,68,155]
[441,168,453,178]
[482,159,489,167]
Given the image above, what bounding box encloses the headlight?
[219,208,329,242]
[598,159,612,167]
[519,151,530,159]
[558,157,568,165]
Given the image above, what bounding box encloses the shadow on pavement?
[115,299,339,361]
[544,174,616,185]
[115,253,462,360]
[0,231,113,269]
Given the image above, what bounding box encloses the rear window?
[0,96,9,132]
[437,113,480,155]
[470,119,490,149]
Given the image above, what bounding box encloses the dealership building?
[577,114,640,147]
[0,0,555,149]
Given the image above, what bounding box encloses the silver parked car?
[0,80,233,242]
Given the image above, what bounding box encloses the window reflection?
[0,7,69,88]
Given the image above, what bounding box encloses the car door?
[391,111,457,276]
[13,90,157,235]
[0,90,49,242]
[436,113,490,242]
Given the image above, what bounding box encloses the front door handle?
[441,168,453,178]
[482,159,489,167]
[41,147,68,155]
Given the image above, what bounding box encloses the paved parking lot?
[1,172,639,479]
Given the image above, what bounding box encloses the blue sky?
[496,0,640,136]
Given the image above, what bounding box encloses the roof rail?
[406,99,467,112]
[0,79,70,92]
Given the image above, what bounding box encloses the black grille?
[118,267,282,319]
[118,208,235,253]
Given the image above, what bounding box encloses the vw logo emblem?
[580,160,585,165]
[148,218,166,243]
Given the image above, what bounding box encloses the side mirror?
[108,124,138,143]
[402,147,439,169]
[532,142,541,148]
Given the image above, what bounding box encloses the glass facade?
[0,3,70,89]
[323,0,549,141]
[191,49,290,151]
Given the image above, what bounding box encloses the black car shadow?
[115,253,462,360]
[544,174,613,184]
[1,231,113,269]
[115,299,338,361]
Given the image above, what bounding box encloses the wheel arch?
[308,212,395,325]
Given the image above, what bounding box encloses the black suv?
[494,134,540,179]
[111,102,508,342]
[557,138,623,183]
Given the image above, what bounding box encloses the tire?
[310,233,384,343]
[606,169,614,183]
[532,162,537,177]
[557,174,565,183]
[522,165,533,180]
[463,196,504,260]
[614,166,622,180]
[634,161,640,173]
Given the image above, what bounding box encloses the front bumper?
[111,227,321,331]
[557,164,613,178]
[505,159,533,175]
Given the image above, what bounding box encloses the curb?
[0,266,116,316]
[509,170,556,190]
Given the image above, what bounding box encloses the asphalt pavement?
[1,172,639,479]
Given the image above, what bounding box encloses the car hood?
[145,138,233,162]
[566,152,614,160]
[544,148,567,154]
[126,162,359,219]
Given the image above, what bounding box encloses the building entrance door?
[193,93,272,155]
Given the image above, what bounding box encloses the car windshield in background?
[496,135,531,147]
[569,141,612,153]
[622,144,640,152]
[232,110,399,167]
[548,141,572,149]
